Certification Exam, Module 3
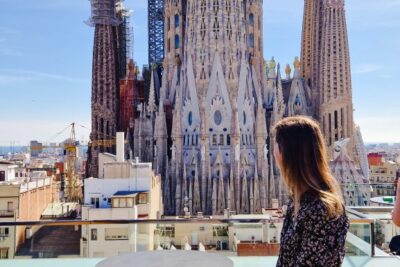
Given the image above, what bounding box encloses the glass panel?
[0,213,397,264]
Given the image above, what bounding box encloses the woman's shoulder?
[300,192,347,223]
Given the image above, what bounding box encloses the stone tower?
[301,0,354,153]
[301,0,324,115]
[87,0,121,178]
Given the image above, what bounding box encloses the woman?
[274,116,349,267]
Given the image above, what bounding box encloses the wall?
[0,185,19,259]
[80,206,138,258]
[0,163,17,182]
[16,178,60,249]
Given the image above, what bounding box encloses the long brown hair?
[273,116,344,218]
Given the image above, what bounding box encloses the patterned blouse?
[276,191,349,267]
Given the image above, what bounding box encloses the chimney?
[116,132,125,162]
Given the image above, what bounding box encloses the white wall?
[0,164,17,182]
[84,177,153,208]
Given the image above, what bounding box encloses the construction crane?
[28,122,120,203]
[64,123,80,202]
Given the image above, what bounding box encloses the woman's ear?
[274,141,283,170]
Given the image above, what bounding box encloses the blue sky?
[0,0,399,145]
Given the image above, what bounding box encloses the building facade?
[0,185,19,259]
[81,133,163,257]
[91,0,369,214]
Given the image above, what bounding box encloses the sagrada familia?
[88,0,371,216]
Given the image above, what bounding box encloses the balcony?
[0,207,398,266]
[0,210,14,218]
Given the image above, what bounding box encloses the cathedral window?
[188,111,193,126]
[167,18,170,31]
[201,0,206,16]
[249,13,254,26]
[175,34,180,49]
[200,68,206,79]
[213,0,219,13]
[249,33,254,48]
[192,135,195,145]
[227,135,231,145]
[219,134,224,145]
[200,20,206,41]
[227,20,232,40]
[213,18,220,39]
[243,111,247,125]
[214,111,222,125]
[174,14,179,28]
[213,135,217,146]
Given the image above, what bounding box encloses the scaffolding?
[116,1,133,80]
[85,0,121,26]
[148,0,165,67]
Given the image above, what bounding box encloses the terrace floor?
[2,256,400,267]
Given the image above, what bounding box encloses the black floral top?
[276,191,349,267]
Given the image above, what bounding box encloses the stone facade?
[93,0,370,214]
[132,0,322,215]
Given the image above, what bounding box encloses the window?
[112,198,119,208]
[213,225,228,237]
[7,202,13,212]
[0,171,5,182]
[137,193,148,204]
[127,198,134,208]
[0,227,9,237]
[249,13,254,26]
[212,134,217,146]
[174,14,179,28]
[90,197,100,208]
[175,34,180,49]
[249,33,254,48]
[219,134,224,145]
[91,228,98,241]
[119,198,127,208]
[158,225,175,238]
[0,248,8,259]
[105,228,129,240]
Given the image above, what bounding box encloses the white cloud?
[353,64,382,74]
[356,116,400,143]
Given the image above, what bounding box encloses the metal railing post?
[370,221,375,257]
